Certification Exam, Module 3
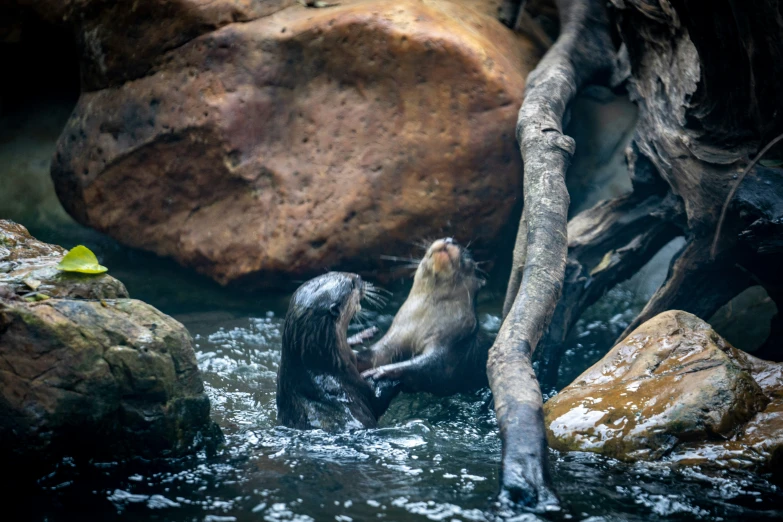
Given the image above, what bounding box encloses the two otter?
[276,239,490,431]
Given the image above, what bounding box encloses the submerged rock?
[0,220,221,471]
[40,0,538,286]
[545,310,783,473]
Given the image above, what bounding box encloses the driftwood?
[487,0,614,509]
[607,0,783,344]
[493,0,783,508]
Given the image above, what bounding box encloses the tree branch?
[488,0,614,509]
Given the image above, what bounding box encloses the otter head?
[283,272,365,369]
[413,238,484,294]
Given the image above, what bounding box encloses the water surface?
[23,254,783,521]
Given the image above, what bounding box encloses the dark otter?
[358,238,491,395]
[276,272,397,431]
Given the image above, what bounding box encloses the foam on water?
[23,290,783,521]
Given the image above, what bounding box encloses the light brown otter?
[357,238,491,395]
[276,272,397,431]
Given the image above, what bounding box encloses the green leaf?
[24,293,50,302]
[56,245,108,274]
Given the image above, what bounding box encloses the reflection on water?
[23,288,783,521]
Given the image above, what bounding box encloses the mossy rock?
[0,220,221,472]
[0,297,222,468]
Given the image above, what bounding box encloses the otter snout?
[427,238,462,274]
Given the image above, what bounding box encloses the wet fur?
[276,272,396,431]
[357,239,492,395]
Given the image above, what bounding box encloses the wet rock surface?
[668,353,783,477]
[41,0,538,286]
[0,219,127,299]
[0,220,220,471]
[545,310,783,472]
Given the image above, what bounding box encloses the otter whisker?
[362,291,387,308]
[355,306,373,318]
[364,282,393,296]
[380,255,422,264]
[351,312,371,329]
[366,291,392,304]
[366,295,388,308]
[413,237,436,251]
[363,296,387,310]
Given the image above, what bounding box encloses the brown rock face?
[12,0,298,90]
[0,221,221,471]
[48,0,537,286]
[544,311,770,462]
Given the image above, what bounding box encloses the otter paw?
[361,367,401,381]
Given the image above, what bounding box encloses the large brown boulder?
[10,0,298,90]
[544,311,778,467]
[0,220,221,471]
[43,0,537,286]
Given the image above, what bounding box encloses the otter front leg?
[355,337,409,372]
[361,347,447,393]
[347,326,379,347]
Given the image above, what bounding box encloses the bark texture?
[494,0,783,506]
[535,0,783,381]
[488,0,613,509]
[537,191,682,388]
[610,0,783,344]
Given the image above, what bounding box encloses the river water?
[12,222,782,522]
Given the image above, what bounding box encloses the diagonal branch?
[488,0,614,509]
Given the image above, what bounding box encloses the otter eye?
[329,303,341,317]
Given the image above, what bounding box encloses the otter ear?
[329,303,341,317]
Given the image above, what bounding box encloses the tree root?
[619,238,757,341]
[711,133,783,259]
[488,0,614,509]
[537,191,683,389]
